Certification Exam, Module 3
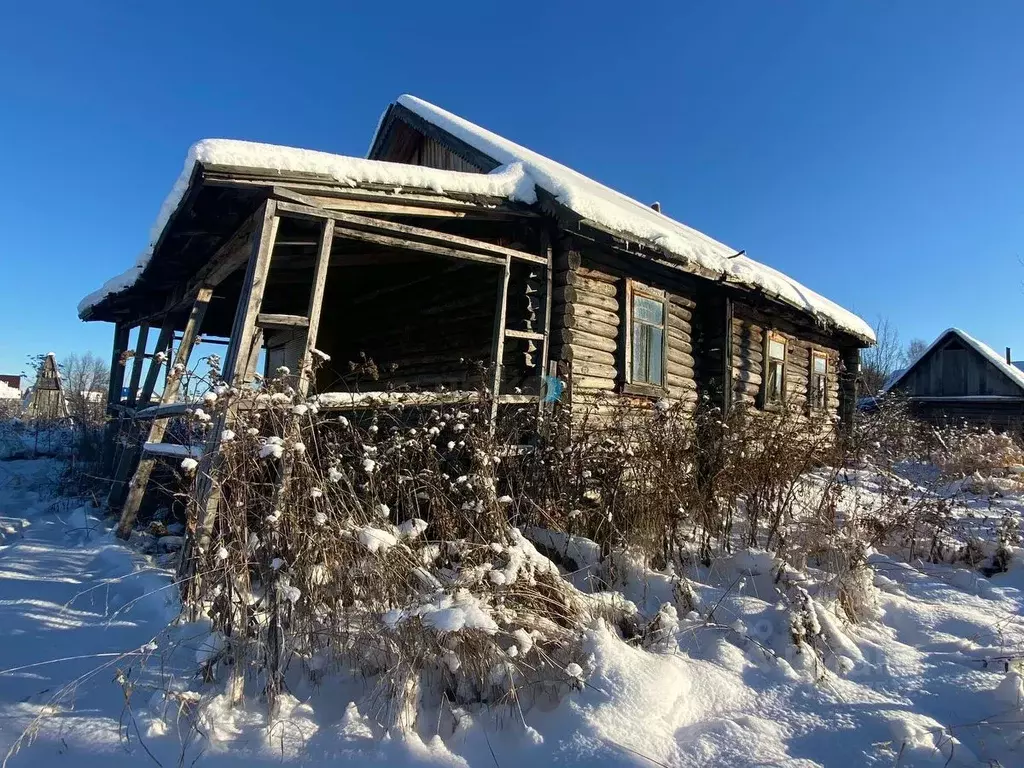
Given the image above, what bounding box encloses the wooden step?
[256,313,310,330]
[143,442,204,459]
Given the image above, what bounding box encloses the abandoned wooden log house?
[79,94,874,532]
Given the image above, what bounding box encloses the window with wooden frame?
[763,332,787,405]
[624,281,667,392]
[810,351,828,410]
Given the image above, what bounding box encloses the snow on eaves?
[77,141,536,317]
[882,327,1024,394]
[80,98,874,343]
[395,95,874,343]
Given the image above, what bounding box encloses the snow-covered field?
[1,455,1022,767]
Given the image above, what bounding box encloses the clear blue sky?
[1,1,1021,380]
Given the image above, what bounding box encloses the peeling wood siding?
[731,302,841,416]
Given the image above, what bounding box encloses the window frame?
[761,330,788,407]
[623,279,669,397]
[809,349,829,411]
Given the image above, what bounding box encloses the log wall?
[730,302,841,415]
[550,243,701,422]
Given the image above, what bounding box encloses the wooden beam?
[274,199,546,265]
[255,313,310,331]
[105,323,130,409]
[124,324,150,408]
[297,218,334,397]
[489,256,512,427]
[332,224,504,266]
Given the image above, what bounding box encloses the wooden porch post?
[124,323,150,408]
[100,323,131,476]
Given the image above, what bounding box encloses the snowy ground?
[1,457,1022,767]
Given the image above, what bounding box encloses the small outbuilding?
[881,328,1024,430]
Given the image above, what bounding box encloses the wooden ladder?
[114,288,213,538]
[180,203,333,578]
[488,230,554,427]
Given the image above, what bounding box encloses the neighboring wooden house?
[78,95,873,533]
[881,328,1024,430]
[24,353,70,420]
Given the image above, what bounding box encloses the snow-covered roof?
[77,144,537,317]
[79,95,874,343]
[389,95,874,343]
[882,328,1024,395]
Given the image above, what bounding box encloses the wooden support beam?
[537,229,554,419]
[100,323,131,477]
[275,199,546,265]
[297,218,334,397]
[489,256,512,428]
[124,324,150,408]
[332,223,505,266]
[105,323,131,409]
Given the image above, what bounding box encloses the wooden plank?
[135,402,192,420]
[505,329,545,341]
[256,313,310,330]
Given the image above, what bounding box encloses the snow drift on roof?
[77,141,536,317]
[80,97,873,343]
[395,95,874,343]
[882,328,1024,394]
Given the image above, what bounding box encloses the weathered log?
[556,328,618,354]
[572,375,616,392]
[669,293,697,311]
[666,349,696,369]
[561,312,619,340]
[555,285,619,313]
[667,312,691,335]
[557,302,620,328]
[554,271,618,297]
[572,361,618,380]
[564,344,616,366]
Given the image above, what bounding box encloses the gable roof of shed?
[371,95,874,344]
[882,328,1024,396]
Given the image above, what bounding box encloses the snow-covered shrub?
[176,375,626,722]
[932,428,1024,484]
